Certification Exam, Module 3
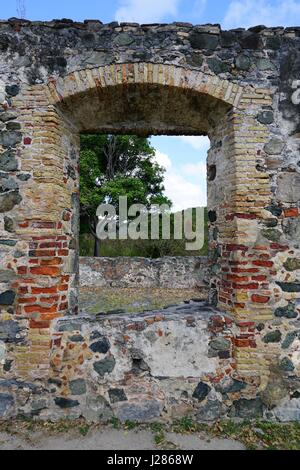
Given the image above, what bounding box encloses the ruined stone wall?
[0,18,300,421]
[79,256,209,289]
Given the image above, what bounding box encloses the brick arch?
[46,63,245,109]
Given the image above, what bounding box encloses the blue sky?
[4,1,300,209]
[5,1,300,28]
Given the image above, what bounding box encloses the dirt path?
[0,428,245,450]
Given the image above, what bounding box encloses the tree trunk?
[93,236,101,257]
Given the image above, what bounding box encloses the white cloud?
[154,150,172,169]
[115,0,180,24]
[176,136,210,152]
[182,161,207,175]
[164,171,206,211]
[223,0,300,29]
[154,149,206,211]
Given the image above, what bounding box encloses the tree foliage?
[80,134,171,254]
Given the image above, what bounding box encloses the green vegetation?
[1,418,300,450]
[79,424,90,436]
[153,418,300,450]
[205,420,300,450]
[80,208,208,257]
[109,417,121,430]
[79,287,206,315]
[151,423,166,446]
[80,134,208,258]
[80,134,170,256]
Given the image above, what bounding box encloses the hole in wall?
[78,133,211,315]
[208,164,217,181]
[208,210,217,223]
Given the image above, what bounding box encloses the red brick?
[40,295,59,303]
[17,266,27,275]
[29,319,51,329]
[270,243,289,251]
[252,260,273,268]
[237,322,255,328]
[18,221,29,228]
[57,249,68,256]
[251,294,270,303]
[284,208,299,218]
[224,316,233,326]
[233,282,259,290]
[19,297,37,304]
[39,242,62,249]
[29,250,56,257]
[24,304,58,314]
[226,244,249,252]
[226,213,257,220]
[30,266,60,276]
[40,258,62,266]
[251,275,267,281]
[59,302,68,311]
[227,275,249,282]
[231,268,259,273]
[234,338,250,347]
[32,286,57,294]
[58,284,68,292]
[18,286,28,294]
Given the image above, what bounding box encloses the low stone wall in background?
[79,256,210,289]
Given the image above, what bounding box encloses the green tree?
[80,134,171,256]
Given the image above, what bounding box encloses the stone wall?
[2,305,299,422]
[79,256,209,289]
[0,18,300,422]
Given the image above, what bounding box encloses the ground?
[79,286,207,314]
[0,419,300,450]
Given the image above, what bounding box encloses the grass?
[151,423,166,446]
[170,419,300,451]
[79,286,207,315]
[80,236,209,258]
[79,424,90,436]
[172,417,198,434]
[1,417,300,450]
